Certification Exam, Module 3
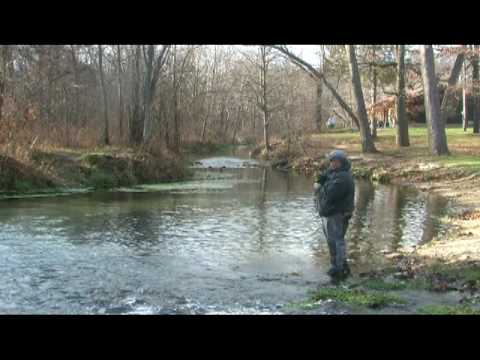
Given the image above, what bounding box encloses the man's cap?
[327,149,348,161]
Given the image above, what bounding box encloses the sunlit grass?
[310,287,407,309]
[310,126,480,169]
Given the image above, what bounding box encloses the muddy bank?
[0,148,190,195]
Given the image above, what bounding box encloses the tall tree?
[130,45,143,145]
[0,45,9,122]
[201,46,218,143]
[315,45,325,132]
[420,45,449,155]
[259,46,271,154]
[440,50,465,128]
[396,44,409,147]
[171,46,193,152]
[142,45,170,144]
[370,52,378,138]
[98,45,110,146]
[269,46,361,129]
[242,46,281,155]
[69,45,81,126]
[116,45,125,141]
[346,45,377,153]
[463,57,468,132]
[472,44,479,133]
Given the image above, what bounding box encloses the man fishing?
[314,150,355,280]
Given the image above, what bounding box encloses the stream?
[0,155,450,314]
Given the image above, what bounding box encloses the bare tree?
[463,57,468,132]
[396,45,409,147]
[116,45,125,142]
[242,46,281,155]
[259,46,271,153]
[370,48,378,138]
[142,45,170,144]
[420,45,449,155]
[200,46,218,143]
[472,44,479,134]
[315,45,325,132]
[440,50,465,127]
[171,46,194,152]
[346,45,377,153]
[0,46,9,121]
[98,45,110,146]
[129,45,143,145]
[269,46,364,131]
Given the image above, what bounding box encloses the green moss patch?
[310,287,407,309]
[358,278,407,291]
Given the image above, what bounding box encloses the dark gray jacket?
[315,159,355,217]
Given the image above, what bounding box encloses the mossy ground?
[1,147,190,194]
[288,285,408,312]
[309,287,408,309]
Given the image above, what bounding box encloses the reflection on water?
[0,158,448,314]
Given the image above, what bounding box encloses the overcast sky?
[288,45,321,66]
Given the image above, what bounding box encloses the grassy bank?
[0,146,191,195]
[255,126,480,182]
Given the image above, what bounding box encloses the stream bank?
[0,147,190,196]
[251,134,480,314]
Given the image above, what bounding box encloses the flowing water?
[0,156,449,314]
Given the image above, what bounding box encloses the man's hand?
[313,182,321,191]
[316,172,328,185]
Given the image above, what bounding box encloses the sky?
[288,45,321,66]
[233,45,321,66]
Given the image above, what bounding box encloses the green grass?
[434,154,480,172]
[417,304,480,315]
[427,263,480,283]
[88,170,118,190]
[310,287,408,309]
[320,125,480,176]
[13,180,35,192]
[359,278,407,291]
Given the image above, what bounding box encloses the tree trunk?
[130,45,143,145]
[323,76,360,130]
[231,105,242,144]
[346,45,377,153]
[396,45,409,147]
[269,45,361,130]
[117,45,124,142]
[69,45,81,126]
[172,45,180,153]
[472,44,479,133]
[420,45,449,155]
[370,66,378,138]
[142,45,170,145]
[0,46,10,122]
[260,46,271,154]
[463,59,468,132]
[45,46,52,123]
[201,46,218,143]
[142,45,154,144]
[440,51,465,127]
[315,80,323,132]
[98,45,110,146]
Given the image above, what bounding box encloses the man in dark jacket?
[314,150,355,280]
